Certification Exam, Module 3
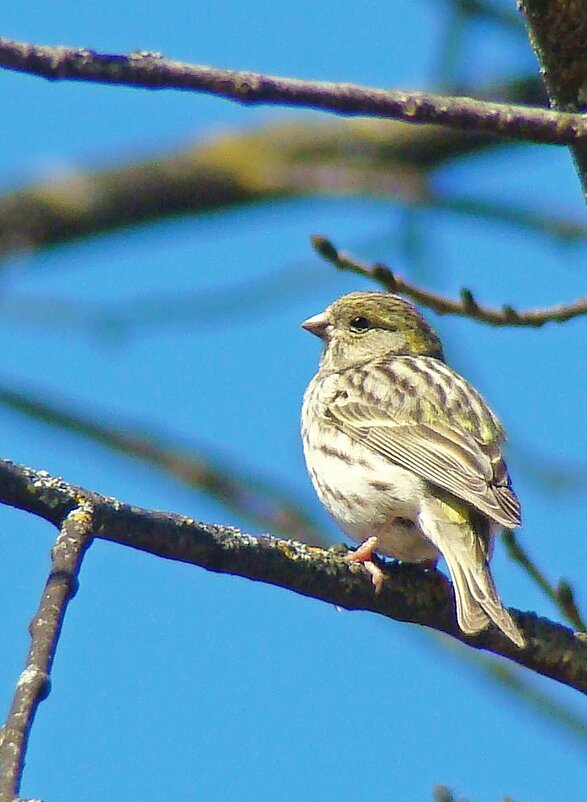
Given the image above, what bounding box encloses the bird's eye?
[349,316,371,333]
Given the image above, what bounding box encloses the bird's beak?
[301,312,330,339]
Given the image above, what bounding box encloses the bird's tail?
[446,539,525,648]
[418,498,525,649]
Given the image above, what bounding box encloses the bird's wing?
[326,394,521,528]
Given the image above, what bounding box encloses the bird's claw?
[344,537,384,593]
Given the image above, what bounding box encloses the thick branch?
[312,235,587,327]
[0,504,93,801]
[0,459,584,692]
[519,1,587,199]
[519,1,587,111]
[0,36,585,145]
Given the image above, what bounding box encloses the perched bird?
[301,291,525,648]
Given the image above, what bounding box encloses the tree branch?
[0,36,586,146]
[312,235,587,327]
[0,503,94,801]
[0,458,584,693]
[519,1,587,200]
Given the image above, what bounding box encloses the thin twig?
[0,459,585,692]
[311,235,587,327]
[0,36,586,146]
[0,503,94,801]
[480,650,587,743]
[502,530,586,632]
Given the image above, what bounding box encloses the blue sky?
[0,3,586,801]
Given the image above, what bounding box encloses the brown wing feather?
[327,398,521,528]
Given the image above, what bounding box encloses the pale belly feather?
[302,421,439,563]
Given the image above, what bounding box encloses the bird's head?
[302,291,444,370]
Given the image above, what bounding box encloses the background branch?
[0,36,585,146]
[448,0,525,33]
[0,384,328,546]
[0,459,584,692]
[0,118,583,263]
[439,635,587,749]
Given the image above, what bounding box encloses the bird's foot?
[344,536,384,593]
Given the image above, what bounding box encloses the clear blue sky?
[0,4,586,801]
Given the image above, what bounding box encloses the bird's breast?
[302,385,421,533]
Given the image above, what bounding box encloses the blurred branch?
[0,503,94,801]
[0,119,584,261]
[476,648,587,743]
[510,442,587,497]
[434,3,468,91]
[438,633,587,749]
[0,36,585,145]
[503,530,586,632]
[434,0,524,93]
[0,458,585,691]
[432,194,587,243]
[433,786,458,802]
[0,384,327,547]
[0,119,487,258]
[312,235,587,327]
[447,0,524,32]
[0,259,338,336]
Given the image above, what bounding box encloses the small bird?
[301,291,525,648]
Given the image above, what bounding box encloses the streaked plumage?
[301,291,524,648]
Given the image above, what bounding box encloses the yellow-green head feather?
[302,291,444,371]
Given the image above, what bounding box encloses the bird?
[300,290,525,648]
